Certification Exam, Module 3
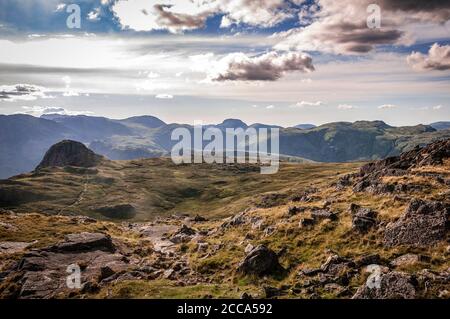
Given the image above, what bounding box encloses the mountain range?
[0,113,449,178]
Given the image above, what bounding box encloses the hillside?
[0,139,448,299]
[0,155,356,221]
[1,114,449,179]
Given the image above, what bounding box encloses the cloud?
[291,100,324,108]
[209,51,314,82]
[62,91,80,97]
[378,104,397,109]
[87,7,101,21]
[338,104,357,110]
[20,106,93,117]
[54,3,66,12]
[112,0,218,33]
[0,84,53,102]
[266,104,275,109]
[432,105,443,110]
[155,94,174,99]
[407,43,450,71]
[111,0,298,33]
[219,0,295,29]
[60,76,81,97]
[275,0,450,55]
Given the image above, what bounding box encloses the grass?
[1,158,449,299]
[93,279,261,299]
[1,159,361,222]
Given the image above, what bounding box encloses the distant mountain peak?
[122,115,166,128]
[294,124,316,130]
[430,121,450,131]
[217,118,248,129]
[36,140,103,170]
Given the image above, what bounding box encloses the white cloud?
[62,91,80,97]
[378,104,397,109]
[155,94,174,99]
[338,104,357,110]
[20,106,93,117]
[432,105,443,110]
[87,7,101,21]
[292,100,324,108]
[111,0,297,33]
[407,43,450,71]
[60,76,81,97]
[266,105,275,109]
[147,72,160,79]
[54,3,66,12]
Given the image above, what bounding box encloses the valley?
[0,139,448,299]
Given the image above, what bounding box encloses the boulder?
[390,254,429,268]
[170,225,196,244]
[221,211,247,228]
[12,233,129,298]
[45,233,115,253]
[0,241,35,255]
[311,209,338,221]
[384,199,449,247]
[351,206,378,233]
[353,271,416,299]
[237,245,283,276]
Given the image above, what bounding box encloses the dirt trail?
[58,174,89,215]
[130,223,178,253]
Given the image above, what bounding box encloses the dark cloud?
[0,84,50,101]
[0,63,121,75]
[381,0,450,12]
[276,0,450,54]
[211,51,314,81]
[153,4,211,32]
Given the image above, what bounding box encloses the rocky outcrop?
[384,199,449,247]
[350,139,450,193]
[45,233,115,253]
[0,241,35,255]
[36,140,103,170]
[359,139,450,179]
[170,225,196,244]
[237,245,283,276]
[311,209,338,221]
[350,204,378,233]
[353,271,416,299]
[8,232,129,298]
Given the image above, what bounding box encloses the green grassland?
[0,159,361,221]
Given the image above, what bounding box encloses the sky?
[0,0,449,127]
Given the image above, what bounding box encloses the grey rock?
[46,232,115,253]
[237,245,283,276]
[170,225,197,244]
[351,205,378,233]
[353,271,416,299]
[384,199,449,247]
[311,209,338,221]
